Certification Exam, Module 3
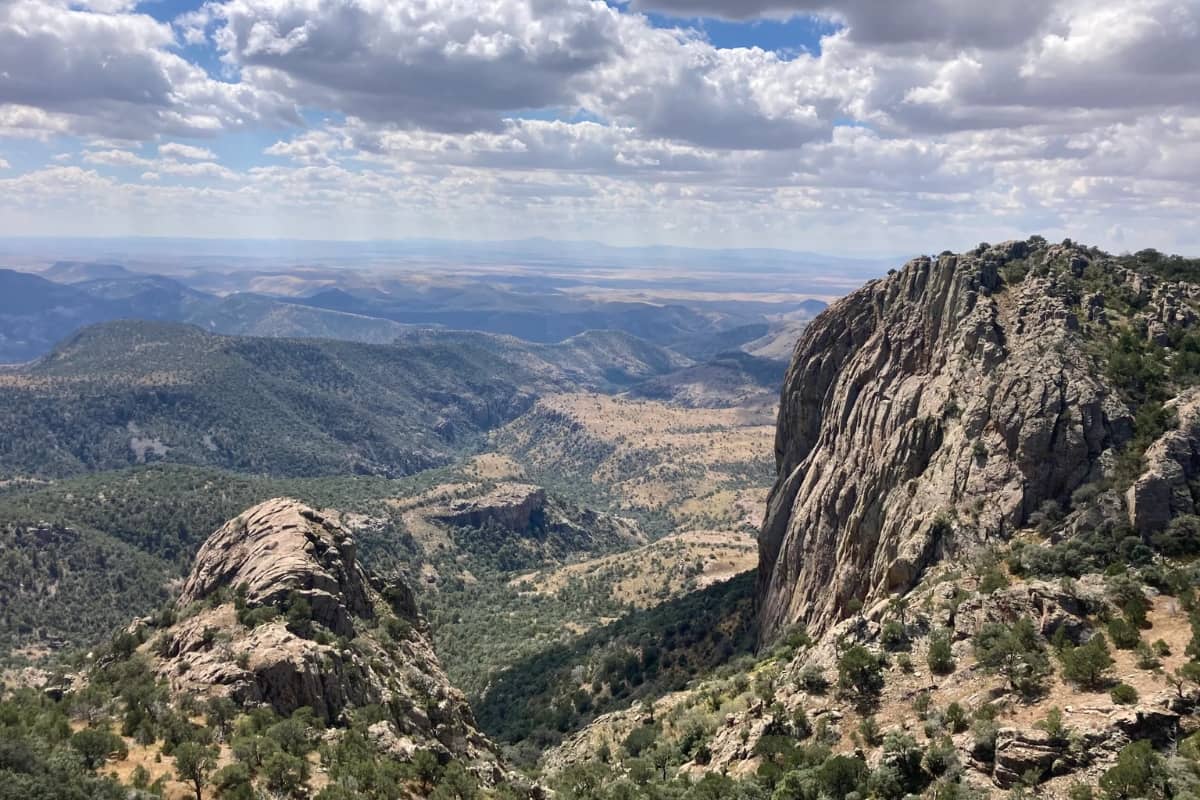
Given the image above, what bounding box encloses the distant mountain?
[41,260,138,283]
[297,287,725,346]
[186,292,414,343]
[667,322,770,361]
[626,351,788,408]
[0,320,689,478]
[0,263,829,364]
[0,269,113,362]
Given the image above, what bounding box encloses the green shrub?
[973,616,1050,696]
[1099,740,1165,800]
[70,728,129,770]
[1107,617,1142,650]
[881,620,909,652]
[623,725,658,758]
[798,664,830,694]
[927,629,956,675]
[1110,683,1139,705]
[837,645,885,709]
[1060,634,1115,690]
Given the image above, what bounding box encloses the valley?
[1,239,1200,800]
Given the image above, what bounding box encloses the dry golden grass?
[498,393,775,515]
[827,592,1197,757]
[464,453,527,481]
[512,529,756,609]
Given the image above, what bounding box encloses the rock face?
[759,241,1134,641]
[992,728,1064,788]
[432,483,548,532]
[154,498,502,771]
[1126,387,1200,535]
[178,499,374,638]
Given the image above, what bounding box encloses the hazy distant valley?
[0,241,817,757]
[6,238,1200,800]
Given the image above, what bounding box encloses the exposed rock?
[992,728,1064,787]
[178,498,373,638]
[952,578,1107,643]
[423,481,642,559]
[432,483,548,532]
[1108,705,1180,748]
[759,241,1132,641]
[154,498,506,778]
[1126,387,1200,535]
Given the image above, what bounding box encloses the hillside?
[520,240,1200,800]
[760,240,1200,641]
[185,293,415,344]
[492,392,775,523]
[0,499,524,799]
[626,351,787,409]
[0,321,688,479]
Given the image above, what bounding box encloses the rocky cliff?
[759,239,1200,642]
[147,498,505,775]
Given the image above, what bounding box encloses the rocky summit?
[759,238,1200,641]
[148,498,505,775]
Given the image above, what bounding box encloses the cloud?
[83,149,152,167]
[0,0,295,140]
[159,142,217,160]
[630,0,1056,48]
[0,0,1198,254]
[0,158,9,169]
[200,0,856,149]
[207,0,623,132]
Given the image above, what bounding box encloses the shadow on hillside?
[474,571,757,756]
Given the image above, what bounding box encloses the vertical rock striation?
[758,242,1132,642]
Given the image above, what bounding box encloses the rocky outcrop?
[759,241,1134,641]
[152,498,504,774]
[178,499,373,637]
[432,483,548,532]
[1126,387,1200,535]
[952,577,1108,643]
[992,728,1064,788]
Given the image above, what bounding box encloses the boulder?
[992,728,1063,788]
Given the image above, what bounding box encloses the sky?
[0,0,1198,256]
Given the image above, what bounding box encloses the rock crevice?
[759,242,1131,642]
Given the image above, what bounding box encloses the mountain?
[0,320,687,479]
[186,292,414,343]
[515,240,1200,799]
[298,287,727,347]
[0,269,114,362]
[27,498,520,797]
[41,260,139,283]
[626,350,788,408]
[759,239,1200,640]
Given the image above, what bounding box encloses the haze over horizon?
[2,0,1198,255]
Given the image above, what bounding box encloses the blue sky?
[0,0,1198,255]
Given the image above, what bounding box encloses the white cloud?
[159,142,217,160]
[0,0,1197,253]
[83,149,151,167]
[0,0,296,140]
[207,0,623,132]
[631,0,1056,48]
[0,158,9,169]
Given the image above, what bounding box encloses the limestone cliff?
[757,240,1200,642]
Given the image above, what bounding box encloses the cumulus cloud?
[0,0,1197,253]
[197,0,856,149]
[205,0,623,132]
[159,142,217,160]
[0,0,295,139]
[631,0,1056,48]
